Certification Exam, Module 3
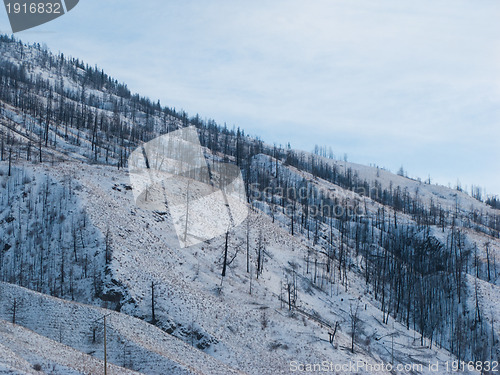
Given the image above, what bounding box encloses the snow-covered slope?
[0,318,142,375]
[0,36,499,374]
[0,282,245,375]
[2,160,488,374]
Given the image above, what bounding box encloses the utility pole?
[104,314,108,375]
[93,312,112,375]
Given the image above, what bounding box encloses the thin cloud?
[2,0,499,194]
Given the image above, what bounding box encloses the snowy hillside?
[1,159,493,374]
[0,35,499,374]
[0,282,245,375]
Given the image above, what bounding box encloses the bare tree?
[222,231,229,277]
[485,242,491,281]
[349,303,360,353]
[151,281,157,324]
[105,227,112,264]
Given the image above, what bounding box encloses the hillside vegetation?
[0,35,499,374]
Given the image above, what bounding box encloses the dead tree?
[105,227,112,264]
[9,298,19,325]
[8,147,12,176]
[222,231,229,277]
[151,281,157,324]
[349,303,360,353]
[329,322,340,344]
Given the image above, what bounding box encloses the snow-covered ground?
[0,37,498,374]
[1,159,490,374]
[0,282,244,375]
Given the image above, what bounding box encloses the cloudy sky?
[1,0,499,195]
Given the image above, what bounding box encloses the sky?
[1,0,499,195]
